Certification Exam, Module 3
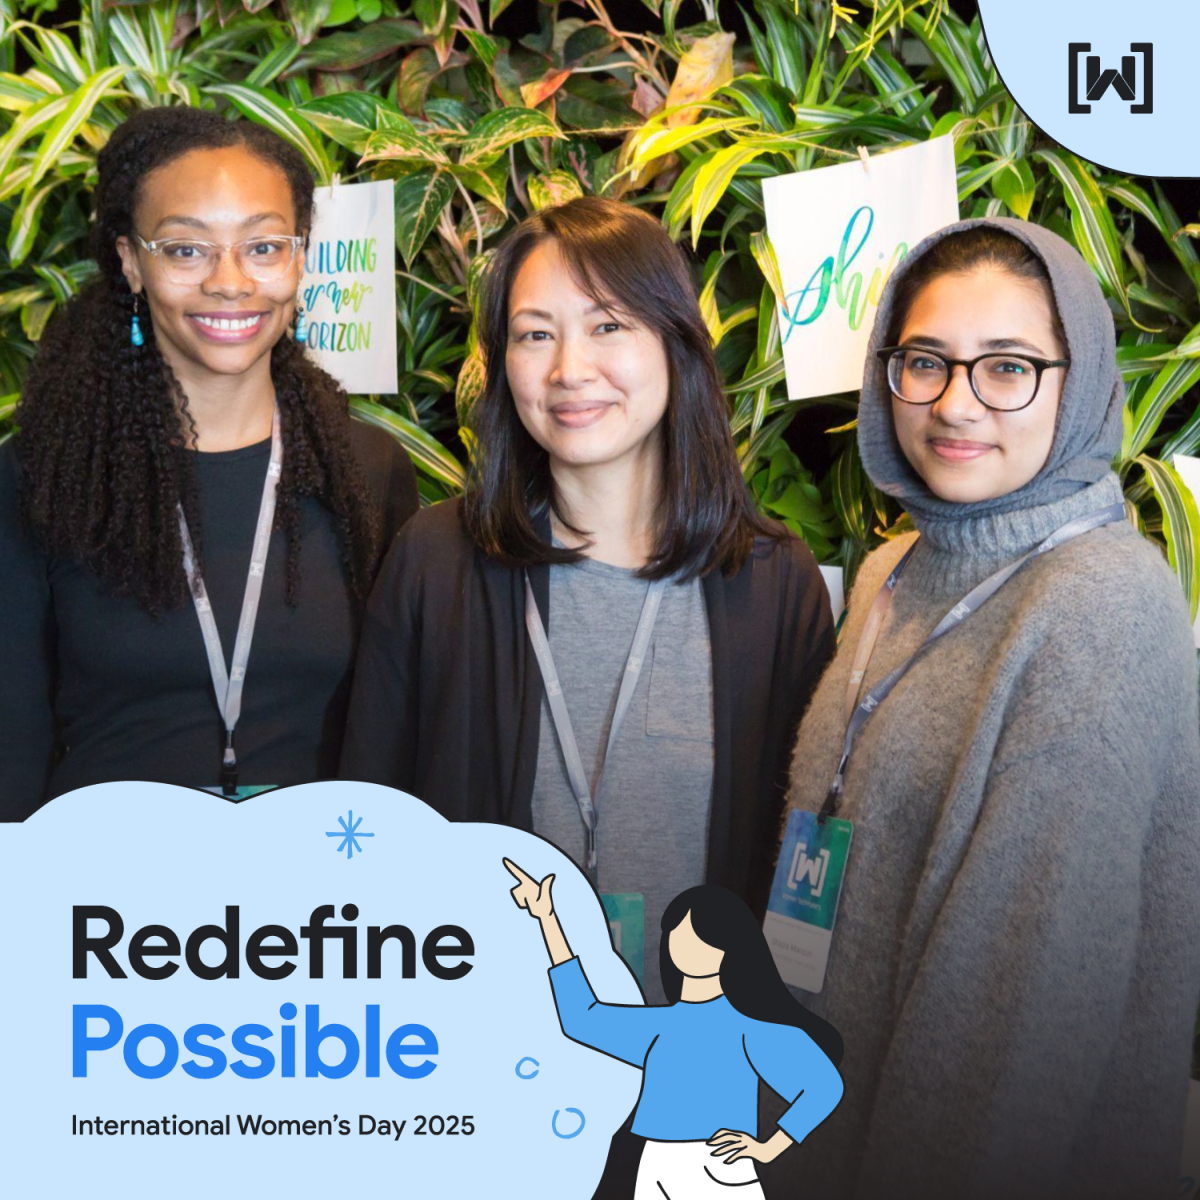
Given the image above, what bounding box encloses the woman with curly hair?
[0,105,418,818]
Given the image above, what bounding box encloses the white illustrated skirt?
[634,1139,765,1198]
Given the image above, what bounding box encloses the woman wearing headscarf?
[767,218,1200,1200]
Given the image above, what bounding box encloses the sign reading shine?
[763,137,960,402]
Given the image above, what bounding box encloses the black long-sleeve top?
[340,498,836,918]
[0,419,418,819]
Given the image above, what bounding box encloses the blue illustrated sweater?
[549,956,843,1143]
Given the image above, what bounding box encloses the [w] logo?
[787,842,832,899]
[1068,42,1154,114]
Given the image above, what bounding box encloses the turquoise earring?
[130,294,144,348]
[293,302,308,345]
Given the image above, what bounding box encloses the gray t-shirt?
[530,555,714,1004]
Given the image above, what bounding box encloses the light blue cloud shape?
[977,0,1198,176]
[0,782,642,1198]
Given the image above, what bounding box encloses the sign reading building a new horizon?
[300,179,399,395]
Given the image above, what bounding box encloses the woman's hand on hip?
[707,1128,791,1165]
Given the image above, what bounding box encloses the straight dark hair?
[887,224,1068,352]
[660,886,844,1066]
[462,197,780,581]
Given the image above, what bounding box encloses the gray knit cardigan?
[763,218,1200,1200]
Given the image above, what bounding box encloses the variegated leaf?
[1128,358,1200,460]
[349,396,466,493]
[0,92,71,200]
[208,83,334,182]
[526,170,583,212]
[360,121,447,168]
[627,116,754,170]
[1034,148,1128,310]
[8,178,57,267]
[393,168,454,268]
[749,230,786,310]
[690,143,769,248]
[1138,454,1200,621]
[458,107,562,169]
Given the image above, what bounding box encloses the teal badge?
[601,892,646,987]
[763,810,853,994]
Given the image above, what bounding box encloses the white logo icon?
[787,842,831,898]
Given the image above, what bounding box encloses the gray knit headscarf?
[857,217,1124,525]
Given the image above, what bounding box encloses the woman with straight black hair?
[342,197,836,1003]
[504,858,844,1197]
[0,106,417,816]
[656,885,843,1065]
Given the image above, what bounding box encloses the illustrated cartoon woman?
[504,858,844,1198]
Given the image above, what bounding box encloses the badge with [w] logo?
[787,841,831,899]
[1068,42,1154,114]
[763,810,854,994]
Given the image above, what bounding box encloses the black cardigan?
[340,498,835,915]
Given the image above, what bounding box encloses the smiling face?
[668,911,725,980]
[890,265,1066,504]
[504,238,671,476]
[115,144,303,386]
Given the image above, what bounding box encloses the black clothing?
[0,419,418,818]
[340,498,836,917]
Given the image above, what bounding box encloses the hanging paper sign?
[818,564,845,623]
[300,179,398,396]
[762,137,960,401]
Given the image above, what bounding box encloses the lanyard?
[820,501,1127,822]
[180,408,283,797]
[524,570,667,880]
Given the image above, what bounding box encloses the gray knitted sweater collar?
[857,217,1124,556]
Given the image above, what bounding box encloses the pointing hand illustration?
[504,858,556,920]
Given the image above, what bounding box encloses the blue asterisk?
[325,810,374,859]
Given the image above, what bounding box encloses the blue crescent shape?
[552,1108,586,1140]
[515,1056,540,1080]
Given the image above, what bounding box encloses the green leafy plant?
[2,0,1198,614]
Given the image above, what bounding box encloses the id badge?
[601,892,645,987]
[763,810,853,994]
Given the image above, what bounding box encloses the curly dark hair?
[15,105,381,614]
